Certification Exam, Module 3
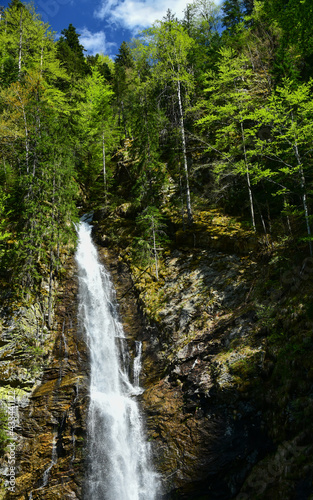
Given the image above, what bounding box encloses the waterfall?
[75,221,159,500]
[40,433,57,489]
[133,341,143,390]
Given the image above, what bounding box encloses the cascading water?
[133,341,143,390]
[75,221,159,500]
[40,433,57,489]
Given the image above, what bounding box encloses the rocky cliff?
[0,257,88,499]
[1,209,313,499]
[94,208,313,500]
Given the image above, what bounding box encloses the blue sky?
[2,0,223,58]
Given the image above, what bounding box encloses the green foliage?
[57,24,90,80]
[182,0,222,80]
[1,0,313,293]
[132,206,169,279]
[87,53,113,82]
[222,0,245,32]
[0,405,8,454]
[0,4,78,294]
[113,41,135,136]
[77,66,117,200]
[0,191,11,252]
[115,41,134,68]
[265,0,313,58]
[124,40,169,208]
[196,45,269,228]
[251,78,313,248]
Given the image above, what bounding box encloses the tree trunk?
[17,93,29,175]
[18,10,23,78]
[152,218,159,281]
[294,139,312,256]
[40,44,44,75]
[48,250,54,329]
[102,131,106,203]
[177,79,193,225]
[240,121,256,231]
[179,165,186,231]
[283,196,293,235]
[48,167,57,328]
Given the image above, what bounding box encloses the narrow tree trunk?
[283,196,293,235]
[20,99,29,175]
[48,250,54,329]
[121,100,127,138]
[179,165,186,231]
[152,218,159,281]
[254,196,269,246]
[240,121,256,231]
[48,168,56,328]
[18,11,23,78]
[40,44,44,75]
[144,92,151,158]
[235,83,256,231]
[266,199,272,235]
[177,79,193,225]
[33,81,41,178]
[102,131,106,203]
[294,140,312,256]
[260,212,269,246]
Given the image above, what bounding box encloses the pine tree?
[243,0,255,16]
[252,79,313,253]
[0,1,46,85]
[197,46,269,230]
[133,206,169,280]
[56,24,90,83]
[113,41,134,137]
[124,39,168,209]
[145,20,195,225]
[77,65,117,202]
[222,0,244,32]
[0,3,78,297]
[182,0,222,78]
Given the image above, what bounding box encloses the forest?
[2,1,313,498]
[1,0,313,299]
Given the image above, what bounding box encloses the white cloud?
[79,27,116,55]
[95,0,223,32]
[95,0,121,20]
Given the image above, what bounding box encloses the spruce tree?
[113,41,134,137]
[77,65,117,202]
[123,39,168,209]
[56,24,90,81]
[222,0,244,32]
[144,20,195,225]
[0,3,78,296]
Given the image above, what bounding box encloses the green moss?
[230,357,257,378]
[0,406,9,454]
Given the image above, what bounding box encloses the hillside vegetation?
[1,0,313,498]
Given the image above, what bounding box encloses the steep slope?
[94,208,313,499]
[1,207,313,499]
[0,257,88,500]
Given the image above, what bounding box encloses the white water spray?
[133,341,143,390]
[75,221,159,500]
[40,434,57,489]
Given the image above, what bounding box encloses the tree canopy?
[1,0,313,300]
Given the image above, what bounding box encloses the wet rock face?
[2,224,311,499]
[0,262,89,500]
[124,249,274,499]
[143,333,270,499]
[81,235,269,499]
